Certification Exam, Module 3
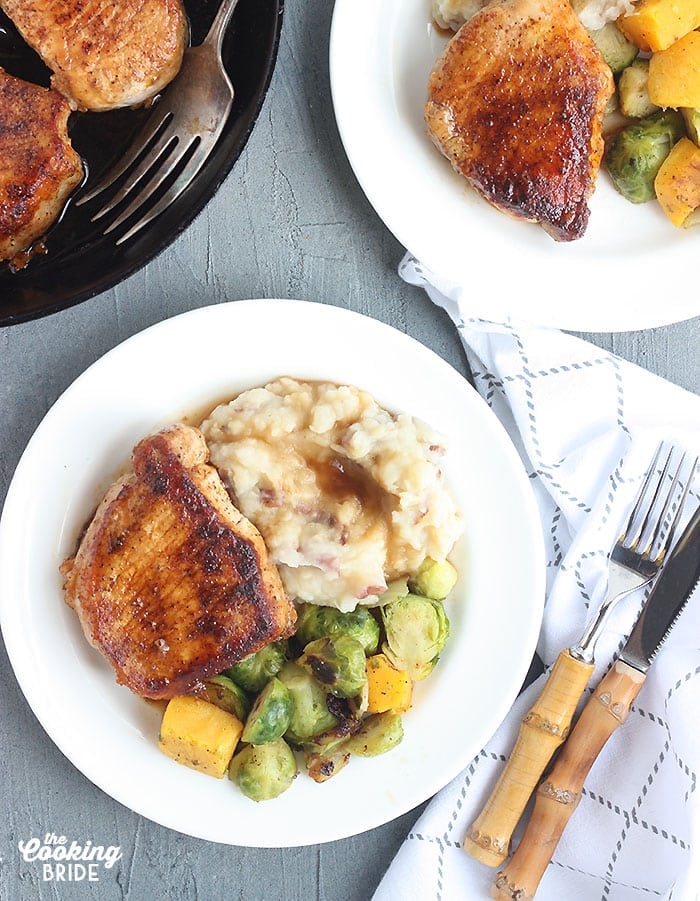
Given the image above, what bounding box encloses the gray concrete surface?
[1,0,699,899]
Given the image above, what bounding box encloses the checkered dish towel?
[373,254,700,901]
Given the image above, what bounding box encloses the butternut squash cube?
[619,0,700,52]
[366,654,413,714]
[159,696,244,778]
[649,32,700,108]
[654,137,700,226]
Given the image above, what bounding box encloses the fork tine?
[620,444,665,546]
[644,451,686,556]
[104,137,203,241]
[91,130,180,222]
[653,454,699,563]
[113,144,206,244]
[633,447,674,550]
[76,107,173,206]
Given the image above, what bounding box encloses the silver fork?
[76,0,240,244]
[571,444,696,661]
[464,443,698,869]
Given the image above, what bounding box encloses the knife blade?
[492,503,700,900]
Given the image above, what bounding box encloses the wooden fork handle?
[464,649,594,866]
[491,659,646,899]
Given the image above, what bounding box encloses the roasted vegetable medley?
[589,0,700,227]
[158,558,458,801]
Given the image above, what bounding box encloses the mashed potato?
[433,0,634,32]
[432,0,489,31]
[200,378,463,612]
[571,0,635,30]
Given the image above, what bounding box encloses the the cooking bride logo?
[18,832,122,882]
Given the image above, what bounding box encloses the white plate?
[329,0,699,333]
[0,299,544,847]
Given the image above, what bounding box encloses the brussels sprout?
[295,604,380,655]
[241,677,293,745]
[381,594,450,681]
[605,110,686,203]
[299,635,368,699]
[229,739,297,801]
[204,675,250,721]
[346,712,404,757]
[226,641,288,694]
[588,21,637,75]
[305,745,352,783]
[618,59,658,119]
[277,661,338,743]
[302,695,363,753]
[408,558,459,601]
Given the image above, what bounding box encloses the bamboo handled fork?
[464,446,695,868]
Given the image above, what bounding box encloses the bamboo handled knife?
[492,504,700,900]
[464,448,692,867]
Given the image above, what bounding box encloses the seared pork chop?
[0,67,82,265]
[425,0,614,241]
[62,425,297,700]
[0,0,188,111]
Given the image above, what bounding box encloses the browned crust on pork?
[0,0,188,111]
[425,0,614,240]
[0,68,83,263]
[62,424,297,700]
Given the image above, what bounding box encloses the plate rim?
[0,298,545,845]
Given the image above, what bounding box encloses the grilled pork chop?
[425,0,614,241]
[0,0,188,111]
[62,425,297,700]
[0,67,82,265]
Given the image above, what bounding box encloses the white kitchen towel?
[373,254,700,901]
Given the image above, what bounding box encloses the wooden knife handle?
[491,659,646,899]
[464,649,594,866]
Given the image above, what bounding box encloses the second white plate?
[330,0,699,332]
[0,299,544,846]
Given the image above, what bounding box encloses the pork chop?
[0,67,83,266]
[425,0,614,241]
[0,0,188,111]
[61,425,297,700]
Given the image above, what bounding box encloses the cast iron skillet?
[0,0,284,326]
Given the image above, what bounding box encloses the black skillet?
[0,0,284,326]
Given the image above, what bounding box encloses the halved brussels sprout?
[346,712,404,757]
[302,695,363,754]
[226,641,289,694]
[295,604,380,655]
[241,677,293,745]
[408,558,458,601]
[229,738,297,801]
[298,634,368,699]
[381,594,450,680]
[204,675,251,721]
[304,745,351,783]
[605,110,685,203]
[277,661,338,744]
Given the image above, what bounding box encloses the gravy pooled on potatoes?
[200,378,463,612]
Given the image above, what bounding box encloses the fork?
[464,445,696,868]
[76,0,241,244]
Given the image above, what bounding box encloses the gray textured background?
[1,1,699,899]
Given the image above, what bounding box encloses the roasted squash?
[654,137,700,226]
[366,653,413,714]
[619,0,700,53]
[159,696,244,778]
[648,31,700,109]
